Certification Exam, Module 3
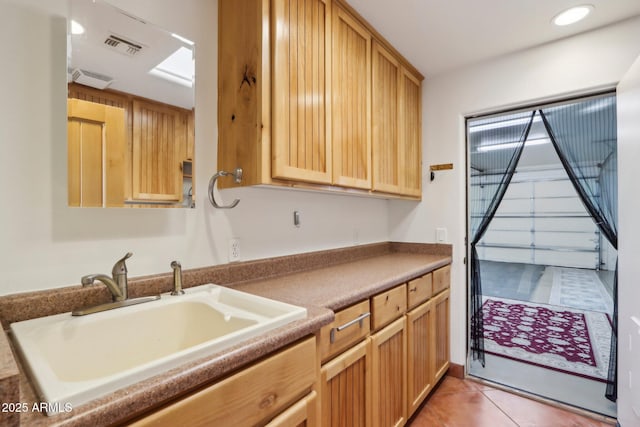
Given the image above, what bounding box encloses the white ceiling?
[347,0,640,76]
[69,0,194,109]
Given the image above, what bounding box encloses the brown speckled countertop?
[233,252,451,310]
[0,242,451,426]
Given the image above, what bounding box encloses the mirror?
[67,0,195,208]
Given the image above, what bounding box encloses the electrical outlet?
[229,238,240,262]
[436,227,447,243]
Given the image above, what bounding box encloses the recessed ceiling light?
[70,20,85,35]
[552,5,594,26]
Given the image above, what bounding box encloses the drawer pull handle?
[409,287,417,292]
[330,312,371,343]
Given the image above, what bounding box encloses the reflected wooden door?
[131,99,186,202]
[67,99,125,207]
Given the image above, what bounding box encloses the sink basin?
[10,284,307,414]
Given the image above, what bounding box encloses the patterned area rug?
[548,267,613,314]
[482,297,611,381]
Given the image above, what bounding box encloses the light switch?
[436,228,447,243]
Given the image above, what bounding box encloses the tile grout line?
[481,389,521,427]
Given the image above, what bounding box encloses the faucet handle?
[112,252,133,277]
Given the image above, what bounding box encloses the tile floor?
[409,376,615,427]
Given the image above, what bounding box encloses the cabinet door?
[131,99,186,202]
[266,391,318,427]
[272,0,332,184]
[406,300,434,417]
[371,41,400,194]
[370,317,407,427]
[398,67,421,197]
[331,4,371,189]
[320,339,371,427]
[67,99,126,207]
[433,289,450,382]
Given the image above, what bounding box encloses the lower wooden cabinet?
[406,299,434,417]
[265,391,318,427]
[320,339,371,426]
[433,289,450,382]
[370,317,407,427]
[130,338,316,427]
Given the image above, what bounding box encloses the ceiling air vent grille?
[103,34,143,57]
[71,68,114,90]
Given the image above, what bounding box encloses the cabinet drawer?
[371,284,407,331]
[407,273,433,309]
[433,265,451,295]
[265,391,317,427]
[131,338,316,427]
[320,300,371,363]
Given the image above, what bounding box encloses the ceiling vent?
[71,68,114,90]
[103,34,144,57]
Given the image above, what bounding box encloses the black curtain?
[539,94,618,401]
[468,111,536,365]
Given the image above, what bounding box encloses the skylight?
[149,46,194,87]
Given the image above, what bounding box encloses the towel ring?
[208,168,243,209]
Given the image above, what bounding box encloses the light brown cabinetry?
[371,42,422,197]
[132,99,187,202]
[320,340,371,427]
[407,273,433,310]
[370,317,407,427]
[331,3,371,189]
[266,391,318,427]
[433,264,451,295]
[317,265,450,426]
[217,0,422,198]
[68,83,194,205]
[371,283,407,331]
[398,68,422,197]
[67,99,126,207]
[131,338,316,427]
[371,41,400,195]
[433,288,451,382]
[406,298,434,416]
[320,300,371,362]
[272,0,332,184]
[406,267,450,418]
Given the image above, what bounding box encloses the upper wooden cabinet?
[372,42,422,197]
[218,0,422,198]
[399,68,422,197]
[272,0,332,184]
[331,4,371,189]
[371,41,400,194]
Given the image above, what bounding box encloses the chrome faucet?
[81,252,132,302]
[73,252,160,316]
[170,261,185,295]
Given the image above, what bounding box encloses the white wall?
[0,0,389,296]
[616,53,640,427]
[389,16,640,366]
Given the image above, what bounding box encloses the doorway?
[466,93,617,417]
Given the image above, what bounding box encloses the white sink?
[10,284,307,414]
